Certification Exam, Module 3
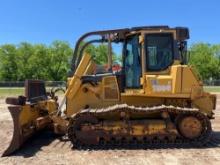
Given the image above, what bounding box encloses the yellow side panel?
[181,66,200,93]
[171,65,181,93]
[66,84,102,116]
[66,76,120,117]
[144,65,200,96]
[121,95,164,107]
[102,76,120,101]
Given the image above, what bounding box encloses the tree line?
[0,41,116,81]
[0,41,220,81]
[189,43,220,80]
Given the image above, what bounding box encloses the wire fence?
[0,80,219,87]
[0,80,219,97]
[0,81,66,87]
[203,80,220,86]
[0,81,66,97]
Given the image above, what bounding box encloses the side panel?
[182,66,201,93]
[121,95,164,107]
[144,65,200,96]
[66,76,120,117]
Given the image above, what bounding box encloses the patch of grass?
[0,87,65,98]
[204,86,220,93]
[0,87,24,98]
[0,86,219,98]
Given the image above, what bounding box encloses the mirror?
[178,41,188,64]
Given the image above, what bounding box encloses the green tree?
[0,41,73,81]
[77,42,118,64]
[47,41,73,80]
[0,44,18,80]
[28,44,50,80]
[2,41,219,82]
[16,42,35,80]
[189,43,220,80]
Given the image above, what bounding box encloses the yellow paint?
[65,53,92,100]
[19,105,39,126]
[17,28,216,135]
[91,120,167,136]
[64,62,214,118]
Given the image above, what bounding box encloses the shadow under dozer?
[4,129,220,158]
[7,130,62,158]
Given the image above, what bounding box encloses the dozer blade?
[2,105,25,156]
[2,80,51,157]
[2,105,28,156]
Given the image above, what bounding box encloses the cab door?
[124,35,142,89]
[143,33,175,94]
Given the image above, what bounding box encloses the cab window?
[145,33,174,71]
[124,35,141,88]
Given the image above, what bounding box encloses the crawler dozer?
[2,26,216,156]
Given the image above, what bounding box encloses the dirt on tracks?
[0,95,220,165]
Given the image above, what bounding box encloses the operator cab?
[123,27,189,89]
[70,26,189,92]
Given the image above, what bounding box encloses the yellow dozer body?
[2,26,216,156]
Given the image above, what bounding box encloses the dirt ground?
[0,95,220,165]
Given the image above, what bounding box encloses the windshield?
[145,33,174,71]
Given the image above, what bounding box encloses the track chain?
[68,104,212,149]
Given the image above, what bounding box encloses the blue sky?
[0,0,219,47]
